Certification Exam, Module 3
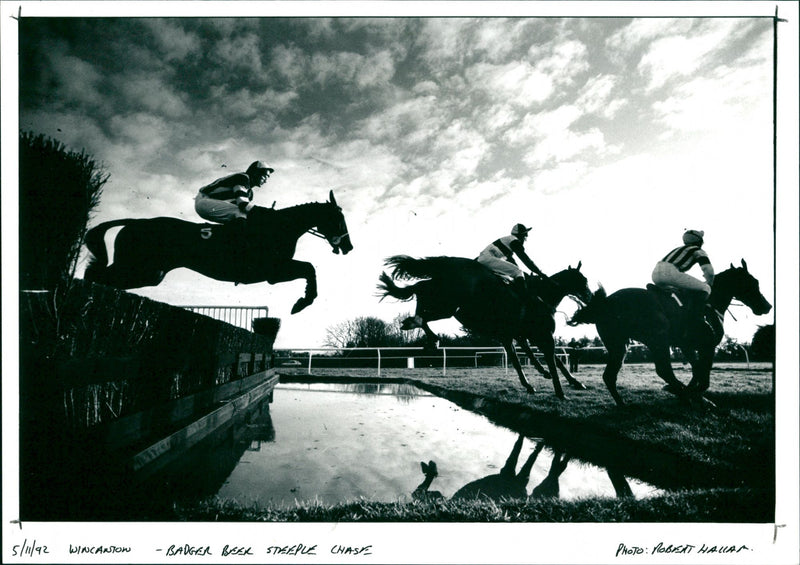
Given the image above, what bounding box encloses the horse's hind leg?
[555,355,587,390]
[404,287,456,348]
[517,338,585,389]
[516,338,550,379]
[401,316,440,348]
[602,340,627,406]
[502,338,535,394]
[95,260,166,289]
[537,338,565,399]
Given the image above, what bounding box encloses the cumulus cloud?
[529,38,590,85]
[417,18,478,67]
[310,50,396,89]
[467,61,555,107]
[576,74,626,118]
[213,33,265,74]
[118,74,190,118]
[653,62,771,138]
[142,19,201,61]
[638,19,753,90]
[208,85,298,119]
[355,95,442,145]
[605,18,693,55]
[46,51,106,110]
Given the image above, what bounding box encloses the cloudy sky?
[14,5,787,349]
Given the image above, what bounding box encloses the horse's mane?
[253,200,328,214]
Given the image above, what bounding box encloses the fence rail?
[272,346,571,377]
[178,305,269,331]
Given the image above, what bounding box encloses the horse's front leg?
[687,346,714,394]
[267,260,317,314]
[501,338,535,394]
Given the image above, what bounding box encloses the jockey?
[194,161,273,230]
[477,223,546,302]
[652,229,715,336]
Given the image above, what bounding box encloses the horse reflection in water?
[412,435,633,503]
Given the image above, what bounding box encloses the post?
[307,351,313,375]
[441,346,447,376]
[771,7,785,394]
[377,348,381,377]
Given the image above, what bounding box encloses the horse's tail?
[84,219,130,281]
[568,285,607,326]
[383,255,460,281]
[377,271,417,302]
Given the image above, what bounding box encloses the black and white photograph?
[3,1,799,563]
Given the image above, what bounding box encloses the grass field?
[174,362,776,522]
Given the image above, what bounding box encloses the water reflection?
[413,435,635,502]
[151,382,660,511]
[280,381,431,403]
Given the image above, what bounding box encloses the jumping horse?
[84,191,353,314]
[569,260,771,407]
[377,255,593,398]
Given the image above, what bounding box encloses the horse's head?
[550,261,593,306]
[716,259,771,315]
[315,190,353,255]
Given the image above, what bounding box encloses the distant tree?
[324,319,355,348]
[324,316,394,348]
[567,336,592,348]
[750,324,775,363]
[19,131,107,290]
[717,336,741,360]
[459,326,496,346]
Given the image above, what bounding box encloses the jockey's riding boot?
[684,291,711,340]
[230,218,250,269]
[512,276,528,301]
[231,217,249,239]
[513,276,538,312]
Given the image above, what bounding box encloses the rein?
[307,228,349,246]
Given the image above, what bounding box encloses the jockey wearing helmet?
[195,160,273,226]
[477,223,546,302]
[652,229,715,336]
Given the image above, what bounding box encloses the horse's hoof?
[291,297,313,314]
[570,381,587,390]
[525,387,536,395]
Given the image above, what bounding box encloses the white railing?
[178,305,269,331]
[273,346,570,377]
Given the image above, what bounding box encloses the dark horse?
[84,191,353,314]
[569,260,771,406]
[377,255,593,398]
